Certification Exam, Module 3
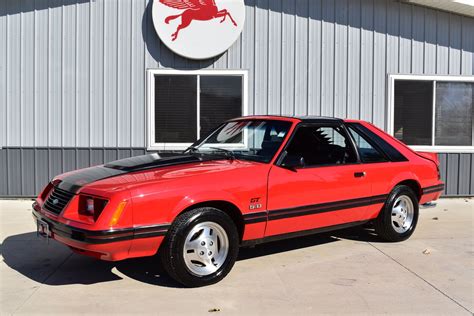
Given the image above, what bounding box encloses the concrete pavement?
[1,198,473,315]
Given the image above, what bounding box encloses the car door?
[265,123,373,238]
[345,122,411,219]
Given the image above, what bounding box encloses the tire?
[373,185,419,242]
[160,207,240,287]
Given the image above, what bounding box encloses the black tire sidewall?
[169,208,239,287]
[380,186,419,241]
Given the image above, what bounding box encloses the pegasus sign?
[152,0,245,60]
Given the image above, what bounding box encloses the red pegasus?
[160,0,238,41]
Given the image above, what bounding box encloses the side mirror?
[281,154,305,171]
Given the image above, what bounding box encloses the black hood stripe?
[56,153,221,193]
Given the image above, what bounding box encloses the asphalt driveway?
[1,198,473,315]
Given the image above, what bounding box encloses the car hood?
[54,153,264,194]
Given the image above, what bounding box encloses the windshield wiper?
[209,147,235,160]
[184,145,199,154]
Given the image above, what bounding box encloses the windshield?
[191,120,292,163]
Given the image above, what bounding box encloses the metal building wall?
[1,0,473,196]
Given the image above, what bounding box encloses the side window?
[285,125,357,167]
[347,126,387,163]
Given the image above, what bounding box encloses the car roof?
[230,115,346,124]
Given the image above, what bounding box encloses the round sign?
[152,0,245,60]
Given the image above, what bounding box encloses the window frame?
[387,74,474,153]
[146,69,249,151]
[346,124,389,164]
[276,122,361,169]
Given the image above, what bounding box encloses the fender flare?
[167,190,245,222]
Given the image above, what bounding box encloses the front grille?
[44,187,75,215]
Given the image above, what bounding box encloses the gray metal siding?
[0,148,147,196]
[0,148,472,197]
[1,0,473,196]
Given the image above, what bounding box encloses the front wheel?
[160,207,239,287]
[373,185,419,242]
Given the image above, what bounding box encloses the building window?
[388,75,474,153]
[147,70,248,151]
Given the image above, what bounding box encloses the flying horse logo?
[160,0,238,41]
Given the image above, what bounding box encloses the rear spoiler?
[416,151,440,166]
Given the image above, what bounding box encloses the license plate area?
[37,218,52,239]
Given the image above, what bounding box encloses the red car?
[33,116,443,286]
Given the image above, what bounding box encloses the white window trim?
[387,74,474,153]
[146,69,249,151]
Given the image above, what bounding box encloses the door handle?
[354,172,366,178]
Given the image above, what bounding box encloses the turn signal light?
[109,201,127,226]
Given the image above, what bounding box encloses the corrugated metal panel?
[360,0,374,122]
[281,0,295,116]
[1,148,472,197]
[2,0,472,147]
[0,1,6,147]
[1,0,473,196]
[0,148,147,196]
[347,0,361,119]
[438,153,474,196]
[372,0,386,128]
[437,11,450,74]
[424,8,437,74]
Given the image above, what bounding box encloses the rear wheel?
[374,185,419,242]
[160,207,239,287]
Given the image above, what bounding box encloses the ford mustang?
[32,116,444,286]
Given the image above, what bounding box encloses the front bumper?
[32,202,170,261]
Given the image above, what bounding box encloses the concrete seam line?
[367,242,472,315]
[12,252,74,315]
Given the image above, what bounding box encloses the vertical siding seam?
[143,0,147,148]
[75,3,78,147]
[279,6,283,114]
[253,2,256,115]
[448,13,451,74]
[267,1,270,114]
[293,1,297,115]
[384,0,387,128]
[358,0,362,119]
[459,16,463,74]
[20,149,23,195]
[47,5,50,148]
[32,1,36,147]
[46,149,49,191]
[61,1,64,147]
[345,0,350,118]
[469,154,474,195]
[306,0,310,115]
[5,148,9,194]
[457,154,461,194]
[20,7,23,146]
[116,0,120,147]
[371,0,375,122]
[4,6,8,148]
[130,0,133,147]
[422,7,426,74]
[397,2,400,74]
[435,11,438,74]
[103,0,106,147]
[319,0,323,115]
[89,1,92,147]
[34,148,37,194]
[332,0,336,117]
[410,4,413,73]
[445,154,448,194]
